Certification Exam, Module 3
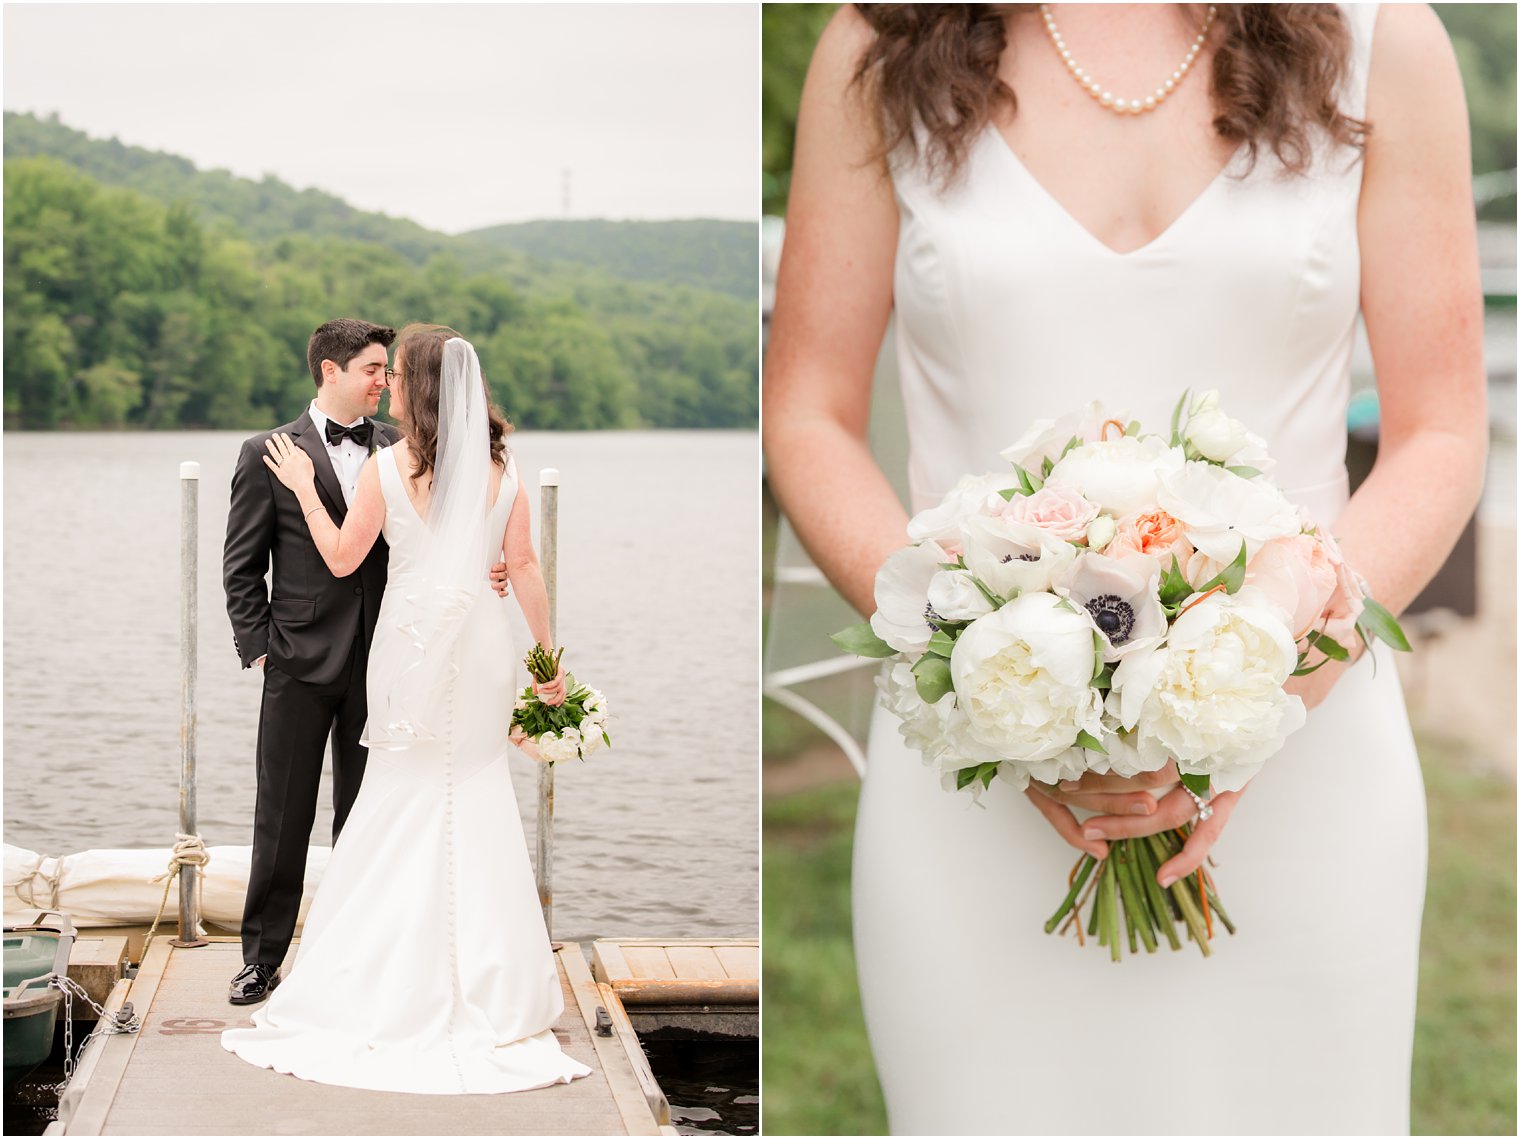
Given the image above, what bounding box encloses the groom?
[222,318,506,1005]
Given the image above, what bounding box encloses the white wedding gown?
[854,5,1426,1134]
[222,448,591,1094]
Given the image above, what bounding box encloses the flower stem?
[1044,854,1097,934]
[1115,842,1159,954]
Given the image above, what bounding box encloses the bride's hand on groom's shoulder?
[263,433,315,492]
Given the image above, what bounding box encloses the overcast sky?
[3,3,758,234]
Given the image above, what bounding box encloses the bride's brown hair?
[393,322,513,486]
[852,3,1367,185]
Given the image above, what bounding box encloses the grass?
[761,735,1516,1137]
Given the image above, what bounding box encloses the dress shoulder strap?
[1338,3,1380,122]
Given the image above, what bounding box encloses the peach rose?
[1108,508,1195,568]
[1246,534,1338,638]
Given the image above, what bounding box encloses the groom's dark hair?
[307,319,397,388]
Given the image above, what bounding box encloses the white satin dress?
[853,5,1426,1134]
[222,448,591,1094]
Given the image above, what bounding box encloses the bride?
[221,324,591,1093]
[764,3,1485,1134]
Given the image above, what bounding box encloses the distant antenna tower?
[561,168,572,218]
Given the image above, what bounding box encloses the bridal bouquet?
[834,391,1409,959]
[510,644,612,764]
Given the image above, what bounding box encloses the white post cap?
[180,461,201,480]
[539,467,560,488]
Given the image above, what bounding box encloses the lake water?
[3,430,759,943]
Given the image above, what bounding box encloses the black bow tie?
[325,419,373,448]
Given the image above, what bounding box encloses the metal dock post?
[174,461,206,947]
[537,467,560,938]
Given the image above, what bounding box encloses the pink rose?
[1316,531,1366,648]
[989,483,1100,543]
[1246,534,1338,638]
[1108,508,1195,568]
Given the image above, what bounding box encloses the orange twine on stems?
[1177,583,1227,618]
[1100,418,1127,441]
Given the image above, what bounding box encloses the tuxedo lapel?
[292,411,348,521]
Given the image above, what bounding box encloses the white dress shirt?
[307,401,370,508]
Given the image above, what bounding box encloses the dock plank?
[63,941,657,1136]
[663,945,726,981]
[712,945,758,980]
[620,945,677,980]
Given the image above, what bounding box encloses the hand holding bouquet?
[835,391,1409,959]
[510,644,612,764]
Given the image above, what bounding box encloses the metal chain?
[48,974,140,1091]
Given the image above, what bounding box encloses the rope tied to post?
[141,833,210,958]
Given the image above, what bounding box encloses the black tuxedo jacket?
[223,409,400,686]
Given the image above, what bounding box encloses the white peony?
[876,661,999,776]
[927,569,995,622]
[869,541,948,653]
[1107,587,1306,791]
[538,729,583,763]
[579,726,607,756]
[959,514,1076,601]
[1052,552,1167,662]
[1183,391,1276,472]
[1156,461,1303,564]
[1046,435,1185,518]
[1083,729,1168,779]
[949,592,1106,766]
[907,473,1021,545]
[1000,401,1122,472]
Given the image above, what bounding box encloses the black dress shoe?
[229,963,281,1005]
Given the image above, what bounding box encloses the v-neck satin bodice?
[888,2,1377,530]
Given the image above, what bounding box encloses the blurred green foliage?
[3,112,757,431]
[762,4,1518,217]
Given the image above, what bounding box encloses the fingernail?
[1129,803,1151,815]
[1059,781,1082,792]
[1158,875,1176,889]
[1082,826,1103,840]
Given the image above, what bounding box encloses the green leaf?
[1179,772,1211,798]
[955,762,1000,792]
[1199,541,1248,595]
[1040,455,1054,478]
[911,654,954,703]
[830,623,896,658]
[1305,630,1349,661]
[1091,631,1107,681]
[1125,420,1141,437]
[998,486,1019,501]
[1225,465,1263,479]
[1357,598,1412,652]
[1092,663,1116,690]
[1075,729,1108,755]
[970,575,1004,609]
[1169,388,1191,446]
[1159,555,1192,608]
[1016,465,1044,495]
[926,629,957,658]
[1060,434,1083,459]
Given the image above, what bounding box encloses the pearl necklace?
[1039,3,1217,116]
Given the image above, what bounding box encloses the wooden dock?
[593,938,758,1038]
[56,938,674,1136]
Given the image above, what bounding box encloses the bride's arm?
[1284,4,1487,710]
[263,435,385,577]
[501,479,557,650]
[763,6,906,617]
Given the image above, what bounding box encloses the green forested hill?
[2,112,758,430]
[464,218,757,300]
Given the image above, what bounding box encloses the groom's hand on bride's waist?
[489,561,510,598]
